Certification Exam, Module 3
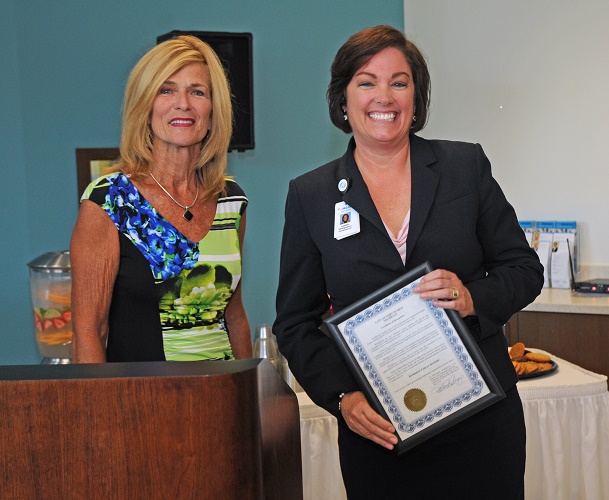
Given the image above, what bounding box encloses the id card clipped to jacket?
[334,201,360,240]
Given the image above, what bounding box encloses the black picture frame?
[156,31,254,152]
[75,148,120,201]
[324,262,505,455]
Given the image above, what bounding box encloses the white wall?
[404,0,609,268]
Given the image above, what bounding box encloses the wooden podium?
[0,359,302,499]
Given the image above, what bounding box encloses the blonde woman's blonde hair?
[113,35,233,199]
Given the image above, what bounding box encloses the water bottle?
[253,324,281,371]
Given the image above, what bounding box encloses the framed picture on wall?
[75,148,120,201]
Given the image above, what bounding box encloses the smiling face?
[343,47,415,151]
[150,62,212,155]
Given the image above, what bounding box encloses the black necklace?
[149,172,199,221]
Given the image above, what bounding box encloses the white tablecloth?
[297,353,609,500]
[518,353,609,500]
[297,393,347,500]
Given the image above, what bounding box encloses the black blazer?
[274,135,543,416]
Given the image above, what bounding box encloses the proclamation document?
[324,262,504,455]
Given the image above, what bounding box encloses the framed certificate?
[324,262,505,455]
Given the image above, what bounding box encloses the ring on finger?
[451,288,459,300]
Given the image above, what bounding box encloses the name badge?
[334,201,360,240]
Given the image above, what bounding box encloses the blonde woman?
[71,35,251,363]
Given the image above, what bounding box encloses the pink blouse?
[382,210,410,264]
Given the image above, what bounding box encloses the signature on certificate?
[433,374,464,394]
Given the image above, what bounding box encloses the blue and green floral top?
[82,172,248,362]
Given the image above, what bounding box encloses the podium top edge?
[0,358,265,382]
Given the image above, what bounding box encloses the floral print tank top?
[82,172,247,362]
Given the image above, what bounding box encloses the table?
[506,288,609,378]
[297,353,609,500]
[518,353,609,500]
[297,391,346,500]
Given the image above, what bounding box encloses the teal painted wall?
[1,0,34,362]
[0,0,403,364]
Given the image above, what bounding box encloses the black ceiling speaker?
[157,30,255,152]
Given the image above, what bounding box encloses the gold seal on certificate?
[404,388,427,412]
[324,262,505,455]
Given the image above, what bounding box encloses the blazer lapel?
[406,135,439,262]
[337,138,388,237]
[334,136,440,267]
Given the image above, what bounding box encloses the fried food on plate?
[509,342,525,359]
[525,352,552,363]
[509,342,554,376]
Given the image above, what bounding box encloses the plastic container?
[27,251,72,364]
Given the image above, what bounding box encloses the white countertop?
[523,288,609,315]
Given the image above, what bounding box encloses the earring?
[412,115,417,122]
[343,112,348,121]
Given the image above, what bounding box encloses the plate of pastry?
[509,342,558,379]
